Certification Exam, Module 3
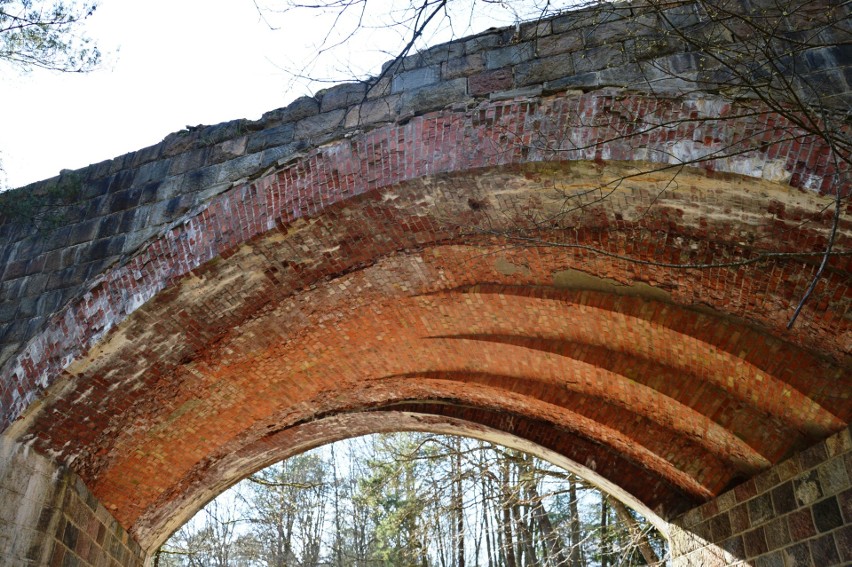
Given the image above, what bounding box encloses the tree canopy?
[0,0,100,72]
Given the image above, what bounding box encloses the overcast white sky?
[0,0,574,188]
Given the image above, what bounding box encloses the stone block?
[573,44,628,74]
[710,513,732,541]
[838,525,852,563]
[67,220,100,246]
[818,456,850,496]
[131,159,172,188]
[168,147,211,177]
[399,78,467,114]
[514,54,575,86]
[763,517,791,551]
[839,487,852,523]
[799,441,829,471]
[464,32,506,55]
[260,96,319,125]
[787,508,816,540]
[295,109,346,140]
[771,481,797,515]
[207,136,248,164]
[742,526,768,558]
[442,53,486,79]
[320,82,368,112]
[809,532,840,565]
[246,123,296,153]
[537,32,583,57]
[391,65,441,93]
[812,496,843,532]
[754,551,783,567]
[485,42,535,69]
[469,68,513,96]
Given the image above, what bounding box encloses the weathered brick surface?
[672,427,852,566]
[0,0,849,564]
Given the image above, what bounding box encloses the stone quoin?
[0,0,850,565]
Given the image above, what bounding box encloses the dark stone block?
[764,517,791,551]
[391,65,440,93]
[131,158,172,189]
[107,188,144,214]
[818,456,850,496]
[36,290,65,315]
[442,53,486,79]
[710,513,732,541]
[0,300,17,322]
[246,123,296,153]
[137,181,163,206]
[837,525,852,562]
[107,169,135,194]
[839,487,852,523]
[799,442,829,471]
[261,96,319,125]
[485,41,535,70]
[720,534,745,559]
[62,521,79,550]
[67,219,100,247]
[755,468,781,495]
[813,496,843,532]
[42,226,71,252]
[537,32,583,57]
[62,550,80,567]
[2,259,27,281]
[754,551,784,567]
[181,165,220,194]
[295,109,346,140]
[772,481,797,515]
[118,209,138,234]
[809,532,840,566]
[743,527,768,558]
[79,175,111,200]
[573,44,628,74]
[96,215,123,240]
[399,78,468,115]
[787,508,816,540]
[168,147,211,177]
[320,82,368,112]
[514,54,575,87]
[748,493,774,526]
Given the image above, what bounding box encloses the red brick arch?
[4,91,850,555]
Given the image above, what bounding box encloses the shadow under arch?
[143,410,676,556]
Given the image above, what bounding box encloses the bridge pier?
[0,439,144,566]
[670,426,852,566]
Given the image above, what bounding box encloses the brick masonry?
[671,426,852,566]
[0,0,849,565]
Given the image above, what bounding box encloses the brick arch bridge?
[1,1,851,565]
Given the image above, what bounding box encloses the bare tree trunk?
[569,480,582,567]
[500,459,517,567]
[600,495,608,567]
[454,438,466,567]
[528,480,568,567]
[611,498,660,566]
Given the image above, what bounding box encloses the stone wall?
[0,439,144,566]
[671,426,852,566]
